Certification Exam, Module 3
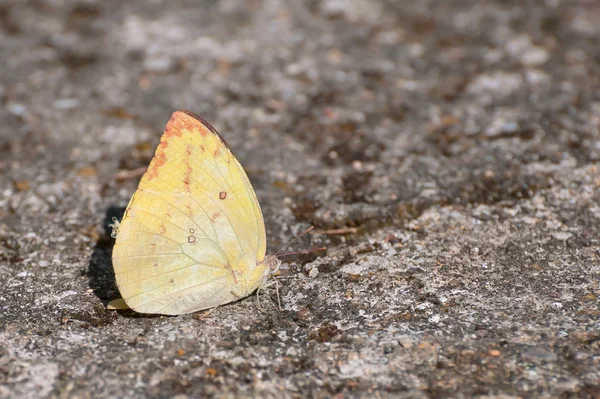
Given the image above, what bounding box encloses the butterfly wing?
[111,110,267,315]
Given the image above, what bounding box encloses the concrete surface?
[1,0,599,398]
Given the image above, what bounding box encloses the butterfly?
[108,110,281,315]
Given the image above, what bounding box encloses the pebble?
[521,347,558,363]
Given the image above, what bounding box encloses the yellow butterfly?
[108,110,281,315]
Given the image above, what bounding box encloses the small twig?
[112,167,147,182]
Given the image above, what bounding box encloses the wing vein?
[135,186,218,242]
[129,275,231,309]
[115,258,224,273]
[125,207,200,237]
[146,170,247,262]
[129,182,231,264]
[117,262,226,284]
[113,253,183,259]
[165,125,258,233]
[156,279,230,314]
[114,229,182,245]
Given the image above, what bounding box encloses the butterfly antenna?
[277,247,327,258]
[274,226,317,258]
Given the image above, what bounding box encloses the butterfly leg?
[274,278,283,310]
[255,278,283,311]
[108,217,121,238]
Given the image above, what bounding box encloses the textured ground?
[1,0,600,398]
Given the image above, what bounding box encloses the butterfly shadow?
[86,206,124,306]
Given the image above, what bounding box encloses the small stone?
[144,56,175,73]
[54,98,80,110]
[352,160,363,170]
[398,336,413,349]
[552,232,573,240]
[14,181,30,192]
[7,102,26,116]
[296,307,311,322]
[488,349,501,357]
[521,347,557,363]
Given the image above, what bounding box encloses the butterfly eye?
[268,257,281,272]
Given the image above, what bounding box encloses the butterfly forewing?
[112,110,267,315]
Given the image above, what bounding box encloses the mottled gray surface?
[1,0,600,398]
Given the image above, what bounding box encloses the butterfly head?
[265,255,282,275]
[253,255,281,290]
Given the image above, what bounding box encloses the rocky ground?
[1,0,600,398]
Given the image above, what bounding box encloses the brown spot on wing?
[174,109,236,154]
[165,113,184,138]
[145,150,167,181]
[219,191,227,200]
[183,163,192,192]
[158,225,166,235]
[165,126,181,138]
[222,263,238,285]
[154,151,167,166]
[178,110,219,135]
[183,145,193,190]
[169,110,211,137]
[209,211,221,223]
